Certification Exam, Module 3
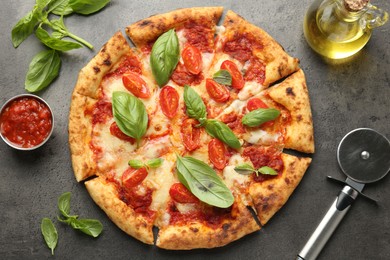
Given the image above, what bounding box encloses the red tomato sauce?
[223,32,263,62]
[244,58,266,84]
[86,100,112,125]
[105,55,142,78]
[183,21,214,52]
[220,112,246,134]
[168,201,234,229]
[242,146,284,182]
[171,63,204,86]
[0,96,52,148]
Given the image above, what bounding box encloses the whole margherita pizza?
[69,7,314,249]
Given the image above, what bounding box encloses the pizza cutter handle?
[296,185,359,260]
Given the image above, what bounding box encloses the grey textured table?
[0,0,389,259]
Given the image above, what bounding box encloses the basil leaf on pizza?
[146,158,164,168]
[213,69,232,86]
[183,85,207,121]
[112,91,148,147]
[128,159,144,169]
[234,164,278,176]
[204,119,241,149]
[242,108,280,127]
[150,29,180,86]
[176,155,234,208]
[258,166,278,176]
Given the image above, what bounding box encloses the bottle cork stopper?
[344,0,369,11]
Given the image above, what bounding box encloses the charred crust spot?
[286,87,295,96]
[103,59,112,66]
[267,184,274,190]
[284,177,290,184]
[154,124,162,132]
[190,227,199,233]
[296,114,303,122]
[101,44,107,53]
[139,20,152,27]
[93,66,101,74]
[222,223,231,231]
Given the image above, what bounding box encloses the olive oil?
[303,0,388,59]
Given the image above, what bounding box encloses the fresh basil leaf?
[150,29,180,86]
[213,70,232,86]
[234,163,255,175]
[176,155,234,208]
[58,192,72,218]
[183,85,207,121]
[146,158,164,168]
[204,119,241,149]
[36,0,52,9]
[11,11,40,48]
[258,166,278,176]
[48,0,74,15]
[242,108,280,127]
[41,218,58,255]
[128,159,144,169]
[112,91,148,147]
[51,31,66,39]
[35,25,82,51]
[25,49,61,92]
[69,0,110,15]
[70,218,103,237]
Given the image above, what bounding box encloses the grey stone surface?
[0,0,389,259]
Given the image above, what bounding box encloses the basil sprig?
[150,29,180,86]
[242,108,280,127]
[176,155,234,208]
[234,163,278,176]
[57,192,103,238]
[213,69,232,86]
[41,218,58,255]
[11,0,110,92]
[112,91,148,147]
[128,158,164,169]
[183,85,241,149]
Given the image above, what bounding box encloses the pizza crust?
[249,153,311,225]
[85,177,155,245]
[125,7,223,48]
[267,69,315,153]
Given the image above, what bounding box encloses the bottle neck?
[335,0,367,22]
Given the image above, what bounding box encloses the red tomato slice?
[181,118,201,151]
[182,45,203,75]
[247,98,268,111]
[221,60,244,90]
[122,71,151,98]
[109,122,136,143]
[169,183,198,203]
[122,167,148,189]
[205,78,230,103]
[208,139,228,170]
[159,86,179,119]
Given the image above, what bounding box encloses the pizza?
[68,7,314,249]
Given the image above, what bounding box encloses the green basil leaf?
[112,91,148,147]
[258,166,278,176]
[41,218,58,255]
[128,159,144,169]
[48,0,74,15]
[176,155,234,208]
[146,158,164,168]
[36,0,52,9]
[183,85,207,121]
[11,11,40,48]
[213,69,232,86]
[58,192,72,218]
[25,49,61,92]
[242,108,280,127]
[150,29,180,86]
[69,0,110,15]
[35,25,82,51]
[70,218,103,237]
[234,163,255,175]
[204,119,241,149]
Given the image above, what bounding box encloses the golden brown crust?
[267,69,315,153]
[125,6,223,48]
[85,177,154,245]
[249,153,311,225]
[156,197,259,249]
[222,10,299,86]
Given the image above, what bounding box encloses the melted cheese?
[244,129,281,145]
[175,203,196,214]
[223,154,250,189]
[238,81,266,101]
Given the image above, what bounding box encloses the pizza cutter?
[297,128,390,260]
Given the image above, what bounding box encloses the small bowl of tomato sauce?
[0,94,54,150]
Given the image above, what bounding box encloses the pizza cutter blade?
[297,128,390,260]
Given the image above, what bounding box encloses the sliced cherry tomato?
[122,71,151,98]
[169,183,198,203]
[181,118,201,151]
[247,98,268,111]
[122,167,148,189]
[246,98,275,128]
[159,86,179,119]
[182,45,203,75]
[208,139,228,170]
[205,78,230,103]
[110,122,136,143]
[221,60,244,90]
